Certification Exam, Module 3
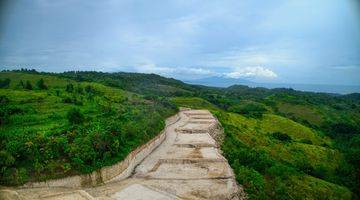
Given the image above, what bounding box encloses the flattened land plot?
[40,190,94,200]
[183,110,211,116]
[176,123,213,133]
[145,161,233,179]
[111,184,178,200]
[164,147,223,160]
[174,133,216,147]
[143,179,239,200]
[188,118,217,124]
[188,115,214,119]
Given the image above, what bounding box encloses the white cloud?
[134,63,215,79]
[224,66,278,79]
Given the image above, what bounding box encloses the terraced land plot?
[7,110,242,200]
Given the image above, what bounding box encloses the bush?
[63,96,73,103]
[63,96,83,105]
[67,107,84,124]
[2,168,29,185]
[76,85,84,94]
[299,138,312,144]
[271,132,292,142]
[55,90,60,96]
[0,78,11,88]
[85,85,98,94]
[65,83,74,92]
[234,165,266,199]
[229,102,267,118]
[324,122,360,138]
[36,78,47,90]
[267,164,298,179]
[17,80,25,89]
[25,81,33,90]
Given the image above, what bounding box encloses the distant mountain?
[185,76,253,87]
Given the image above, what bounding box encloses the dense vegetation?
[1,69,359,199]
[0,71,177,185]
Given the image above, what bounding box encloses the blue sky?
[0,0,359,85]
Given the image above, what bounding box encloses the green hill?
[0,71,177,185]
[1,70,359,199]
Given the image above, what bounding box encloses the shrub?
[55,90,60,96]
[67,107,84,124]
[0,150,15,167]
[25,81,33,90]
[2,168,29,185]
[0,78,11,88]
[229,102,267,118]
[234,165,266,199]
[324,122,360,138]
[85,85,95,94]
[36,78,47,90]
[65,83,74,92]
[299,138,312,144]
[63,96,73,103]
[76,85,84,94]
[271,131,292,142]
[17,80,25,89]
[267,164,298,179]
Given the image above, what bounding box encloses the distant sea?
[247,83,360,94]
[186,77,360,94]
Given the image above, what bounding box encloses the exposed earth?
[0,109,245,200]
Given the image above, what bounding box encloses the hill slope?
[0,72,177,184]
[1,70,359,199]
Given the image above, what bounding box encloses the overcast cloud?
[0,0,359,85]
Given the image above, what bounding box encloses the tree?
[36,78,47,90]
[18,80,25,89]
[0,78,11,88]
[228,102,267,118]
[25,81,33,90]
[66,83,74,93]
[271,132,292,142]
[85,85,94,94]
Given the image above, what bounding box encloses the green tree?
[0,78,11,88]
[229,102,267,118]
[36,78,47,90]
[85,85,94,93]
[25,81,33,90]
[66,83,74,93]
[271,132,292,142]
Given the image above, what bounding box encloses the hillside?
[1,70,359,199]
[0,71,177,185]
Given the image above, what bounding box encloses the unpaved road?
[1,109,244,200]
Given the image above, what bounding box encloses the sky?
[0,0,359,85]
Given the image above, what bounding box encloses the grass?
[171,96,354,200]
[276,102,324,127]
[0,72,177,185]
[1,71,358,199]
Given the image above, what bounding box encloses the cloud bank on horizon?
[0,0,359,85]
